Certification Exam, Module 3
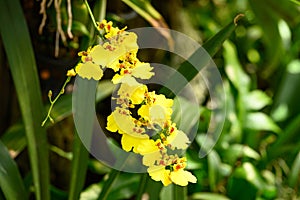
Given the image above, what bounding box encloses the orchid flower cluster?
[67,20,197,186]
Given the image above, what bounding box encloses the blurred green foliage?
[0,0,300,199]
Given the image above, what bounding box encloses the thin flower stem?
[83,0,104,39]
[41,76,71,126]
[84,0,97,29]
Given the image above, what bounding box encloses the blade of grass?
[0,1,50,200]
[0,140,28,200]
[159,14,244,97]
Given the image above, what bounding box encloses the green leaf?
[289,152,300,187]
[207,150,221,191]
[136,175,163,200]
[271,59,300,123]
[68,133,89,200]
[172,96,200,134]
[191,193,230,200]
[223,40,250,93]
[105,172,139,200]
[290,0,300,6]
[0,124,26,156]
[80,184,101,200]
[97,170,121,200]
[0,1,50,199]
[268,114,300,159]
[160,15,243,97]
[245,112,281,133]
[0,140,27,200]
[174,185,187,200]
[72,20,90,37]
[234,162,264,189]
[249,0,284,77]
[121,0,171,45]
[160,185,173,200]
[222,144,260,164]
[244,90,272,110]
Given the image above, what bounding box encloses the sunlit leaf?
[245,112,281,133]
[223,40,250,93]
[244,90,272,110]
[191,193,230,200]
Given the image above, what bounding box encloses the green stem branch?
[41,76,71,126]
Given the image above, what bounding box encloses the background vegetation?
[0,0,300,199]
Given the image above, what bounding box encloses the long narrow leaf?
[0,140,27,200]
[68,133,89,200]
[160,14,243,97]
[0,1,50,200]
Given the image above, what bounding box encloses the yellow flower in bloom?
[121,133,150,153]
[142,148,162,166]
[106,107,150,153]
[138,92,173,127]
[170,169,197,186]
[165,129,190,150]
[148,166,172,186]
[75,61,103,80]
[76,32,139,81]
[117,83,147,105]
[147,156,197,186]
[106,107,136,134]
[111,61,154,85]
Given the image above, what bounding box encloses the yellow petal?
[149,105,168,121]
[155,94,173,108]
[76,61,103,80]
[112,74,140,86]
[166,130,190,150]
[122,32,139,52]
[118,83,147,105]
[89,45,111,67]
[148,166,172,186]
[106,113,118,132]
[170,170,197,186]
[108,109,136,134]
[138,105,150,120]
[142,150,161,166]
[132,62,154,79]
[121,133,148,153]
[137,139,159,155]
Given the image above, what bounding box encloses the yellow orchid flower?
[117,83,147,105]
[165,129,190,150]
[170,169,197,186]
[148,165,172,186]
[75,61,103,80]
[138,92,173,127]
[121,133,149,153]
